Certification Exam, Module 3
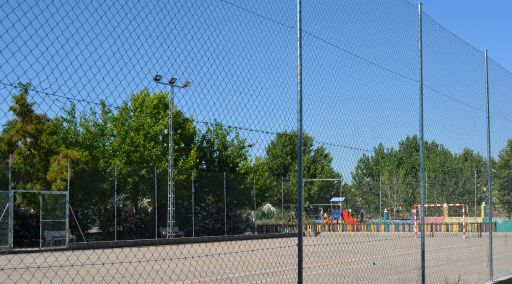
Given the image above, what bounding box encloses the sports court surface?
[1,233,511,283]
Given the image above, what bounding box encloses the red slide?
[342,209,359,225]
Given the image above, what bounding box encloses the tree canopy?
[1,83,511,238]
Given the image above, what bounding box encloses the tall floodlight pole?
[484,49,493,282]
[418,3,426,284]
[153,75,191,239]
[296,0,304,282]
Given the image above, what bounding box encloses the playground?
[1,232,511,283]
[307,201,511,235]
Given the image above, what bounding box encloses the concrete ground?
[0,232,511,283]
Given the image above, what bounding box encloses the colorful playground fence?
[304,222,496,234]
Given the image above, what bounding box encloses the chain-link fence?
[1,0,512,283]
[487,57,512,282]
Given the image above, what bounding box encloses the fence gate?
[2,190,69,249]
[39,191,69,248]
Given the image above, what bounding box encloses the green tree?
[351,143,387,215]
[256,131,340,209]
[194,122,253,236]
[352,136,488,219]
[0,83,60,192]
[496,139,512,215]
[196,122,250,173]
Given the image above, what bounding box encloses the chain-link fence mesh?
[301,1,422,282]
[421,9,489,283]
[1,0,511,283]
[488,58,512,281]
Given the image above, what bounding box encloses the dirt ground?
[0,232,511,283]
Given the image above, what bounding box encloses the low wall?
[446,217,482,223]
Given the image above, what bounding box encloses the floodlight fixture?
[169,77,177,85]
[153,74,162,82]
[182,80,191,88]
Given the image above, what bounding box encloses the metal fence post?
[425,171,428,205]
[39,194,43,249]
[297,0,304,282]
[114,164,117,241]
[253,175,257,233]
[379,175,382,217]
[192,171,195,238]
[484,49,493,282]
[155,166,158,239]
[66,159,70,247]
[418,3,426,284]
[224,171,227,236]
[474,169,478,218]
[7,154,13,249]
[340,176,343,214]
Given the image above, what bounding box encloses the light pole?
[153,74,191,239]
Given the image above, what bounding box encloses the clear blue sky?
[1,0,511,183]
[411,0,512,71]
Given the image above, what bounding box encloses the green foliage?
[2,82,511,238]
[197,121,250,173]
[352,136,489,218]
[496,139,512,214]
[47,149,88,191]
[0,83,60,192]
[254,131,341,208]
[192,125,252,235]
